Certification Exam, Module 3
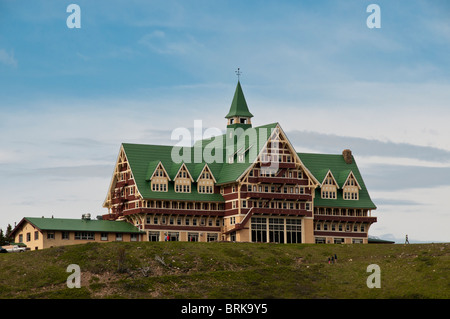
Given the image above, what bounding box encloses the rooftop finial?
[235,67,242,81]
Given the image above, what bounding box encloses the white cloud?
[0,150,20,164]
[0,49,17,67]
[138,30,204,55]
[370,186,450,242]
[252,80,450,152]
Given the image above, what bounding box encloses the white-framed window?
[75,232,94,240]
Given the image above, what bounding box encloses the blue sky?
[1,0,449,242]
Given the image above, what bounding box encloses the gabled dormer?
[196,164,216,194]
[149,161,170,192]
[321,170,338,199]
[174,163,193,193]
[343,171,361,200]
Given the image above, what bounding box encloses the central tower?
[225,80,253,130]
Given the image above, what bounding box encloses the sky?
[1,0,449,243]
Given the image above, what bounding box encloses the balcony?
[314,230,368,238]
[123,207,225,217]
[111,197,125,205]
[251,207,312,217]
[260,162,296,169]
[247,176,309,185]
[115,180,128,188]
[314,215,377,223]
[244,191,311,201]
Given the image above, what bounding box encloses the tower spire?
[225,71,253,129]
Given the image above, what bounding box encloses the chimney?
[342,149,352,164]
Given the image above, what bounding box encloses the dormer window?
[174,163,193,193]
[321,170,338,200]
[197,164,216,194]
[343,172,361,200]
[150,162,169,192]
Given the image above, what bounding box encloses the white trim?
[343,171,362,190]
[321,169,340,188]
[149,161,172,182]
[174,162,194,182]
[195,163,217,183]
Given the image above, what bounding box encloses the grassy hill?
[0,242,448,299]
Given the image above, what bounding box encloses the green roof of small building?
[23,217,144,233]
[225,81,254,119]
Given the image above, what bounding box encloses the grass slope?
[0,242,448,299]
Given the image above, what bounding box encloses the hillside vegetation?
[0,242,448,299]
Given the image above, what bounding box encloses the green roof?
[23,217,144,233]
[118,122,375,210]
[225,81,254,119]
[123,122,278,201]
[298,153,377,209]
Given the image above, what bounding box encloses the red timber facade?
[102,81,377,244]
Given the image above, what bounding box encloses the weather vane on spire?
[235,68,242,81]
